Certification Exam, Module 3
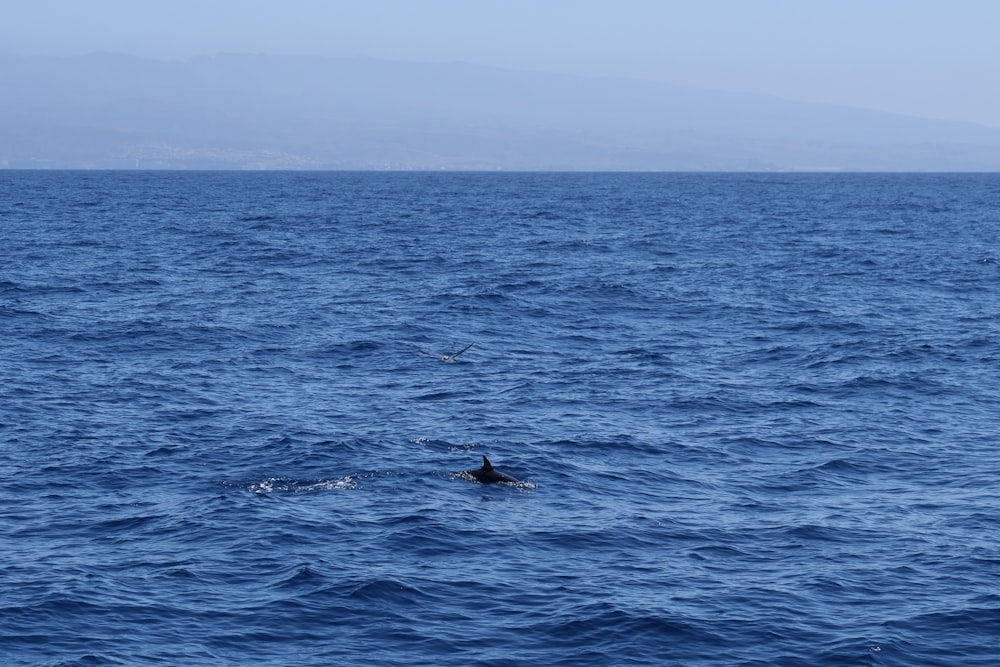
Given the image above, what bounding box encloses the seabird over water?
[419,342,474,362]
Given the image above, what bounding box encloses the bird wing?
[449,343,475,359]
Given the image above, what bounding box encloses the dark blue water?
[2,171,998,666]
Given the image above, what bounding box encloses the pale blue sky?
[2,0,998,127]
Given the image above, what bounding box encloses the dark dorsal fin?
[481,455,494,471]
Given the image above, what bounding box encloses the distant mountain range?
[1,52,998,170]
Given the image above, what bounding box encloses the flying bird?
[419,342,474,363]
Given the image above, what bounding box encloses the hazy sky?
[2,0,998,127]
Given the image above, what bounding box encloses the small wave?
[272,564,329,590]
[811,458,863,473]
[248,476,357,494]
[316,339,384,356]
[528,210,562,220]
[238,214,279,223]
[415,391,461,401]
[846,375,894,388]
[0,305,56,320]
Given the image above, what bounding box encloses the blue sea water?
[1,171,998,667]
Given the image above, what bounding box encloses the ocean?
[1,171,998,666]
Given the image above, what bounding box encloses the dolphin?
[420,342,474,363]
[463,455,520,484]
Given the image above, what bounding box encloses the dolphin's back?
[466,455,519,484]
